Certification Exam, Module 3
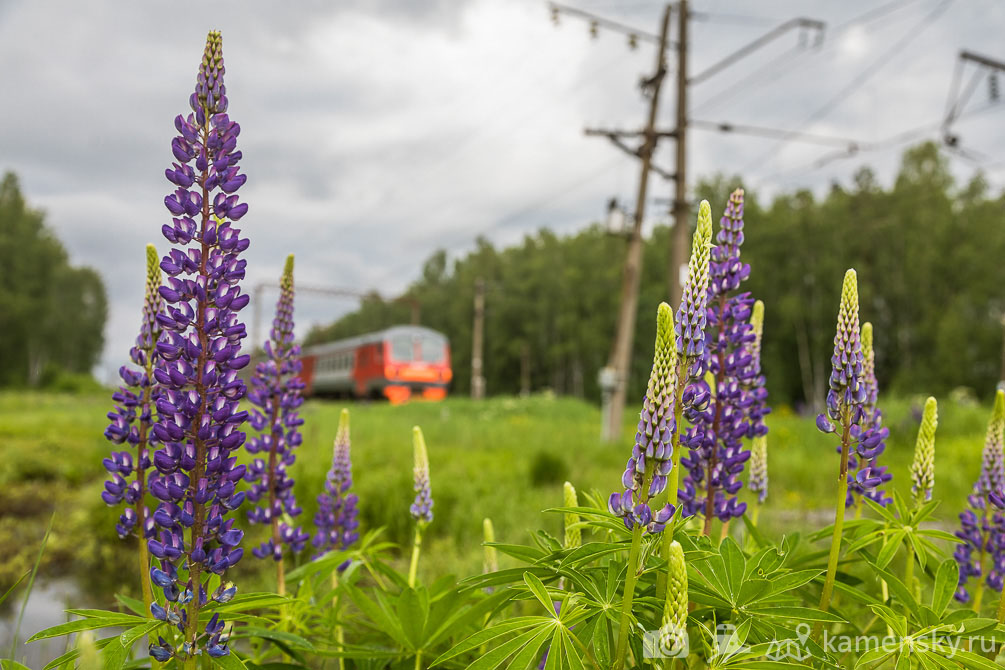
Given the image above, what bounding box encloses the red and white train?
[299,325,452,403]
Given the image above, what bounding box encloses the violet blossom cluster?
[313,408,359,561]
[245,255,310,560]
[146,31,250,661]
[954,390,1005,603]
[679,189,770,523]
[845,322,893,508]
[103,243,163,540]
[411,427,434,524]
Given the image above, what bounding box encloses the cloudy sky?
[2,0,1002,382]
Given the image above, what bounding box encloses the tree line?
[306,141,1005,408]
[0,172,107,387]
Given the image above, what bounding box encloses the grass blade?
[10,512,55,661]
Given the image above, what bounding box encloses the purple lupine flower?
[745,301,769,505]
[954,390,1005,603]
[146,31,250,662]
[245,255,308,562]
[845,322,893,508]
[103,243,163,540]
[679,189,770,524]
[313,408,359,563]
[608,302,677,534]
[817,271,866,437]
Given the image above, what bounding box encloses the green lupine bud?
[563,481,581,549]
[976,390,1005,498]
[909,397,938,504]
[410,426,433,524]
[141,243,163,352]
[749,435,768,504]
[749,299,764,363]
[482,518,498,574]
[660,540,689,654]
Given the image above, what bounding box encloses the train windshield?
[389,332,447,363]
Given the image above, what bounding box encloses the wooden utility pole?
[471,278,486,400]
[668,0,689,310]
[592,4,673,442]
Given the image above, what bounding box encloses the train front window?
[420,336,446,363]
[391,335,413,362]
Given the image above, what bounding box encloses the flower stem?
[656,363,686,596]
[408,525,424,588]
[614,526,644,670]
[332,571,345,670]
[974,548,986,614]
[903,543,915,612]
[814,414,852,642]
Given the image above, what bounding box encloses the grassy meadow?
[0,389,995,607]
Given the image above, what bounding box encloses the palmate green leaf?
[211,652,250,670]
[917,529,960,544]
[425,588,515,649]
[231,627,315,651]
[558,628,588,670]
[100,638,128,670]
[27,615,142,642]
[869,564,921,619]
[504,626,553,670]
[864,497,901,526]
[745,606,846,623]
[343,583,408,648]
[487,543,547,563]
[114,594,147,617]
[932,559,958,616]
[119,620,162,649]
[465,627,549,670]
[876,529,907,569]
[737,578,773,606]
[751,569,824,603]
[846,529,886,556]
[832,579,884,606]
[854,646,896,669]
[523,572,558,616]
[558,542,625,568]
[719,538,746,599]
[397,587,429,650]
[461,567,557,593]
[868,604,908,638]
[431,616,546,666]
[945,648,1004,670]
[203,592,290,614]
[895,652,910,670]
[41,635,116,670]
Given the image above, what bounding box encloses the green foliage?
[307,143,1005,407]
[0,172,107,388]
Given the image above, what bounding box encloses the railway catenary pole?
[586,4,672,442]
[554,2,825,440]
[471,278,486,400]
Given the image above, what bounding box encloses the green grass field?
[0,389,995,606]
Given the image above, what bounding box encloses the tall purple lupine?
[845,322,893,509]
[954,390,1005,605]
[313,408,359,561]
[147,32,251,663]
[607,302,678,534]
[679,189,770,531]
[245,255,309,592]
[103,243,163,608]
[814,269,866,629]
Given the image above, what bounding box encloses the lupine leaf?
[431,616,547,666]
[211,653,250,670]
[1,662,32,670]
[27,616,142,642]
[232,627,315,651]
[397,587,428,650]
[505,626,552,670]
[523,572,559,616]
[561,629,588,670]
[114,594,147,617]
[876,530,906,569]
[100,638,128,670]
[931,559,958,615]
[118,620,162,649]
[465,627,548,670]
[745,606,845,623]
[719,538,746,599]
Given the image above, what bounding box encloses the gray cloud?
[1,0,1001,383]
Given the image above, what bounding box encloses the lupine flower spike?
[954,392,1002,608]
[147,31,251,664]
[846,322,893,511]
[245,254,309,594]
[608,302,678,535]
[408,426,433,587]
[746,301,769,517]
[102,243,163,610]
[911,397,939,507]
[659,540,689,657]
[313,409,359,565]
[814,269,865,639]
[679,189,771,534]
